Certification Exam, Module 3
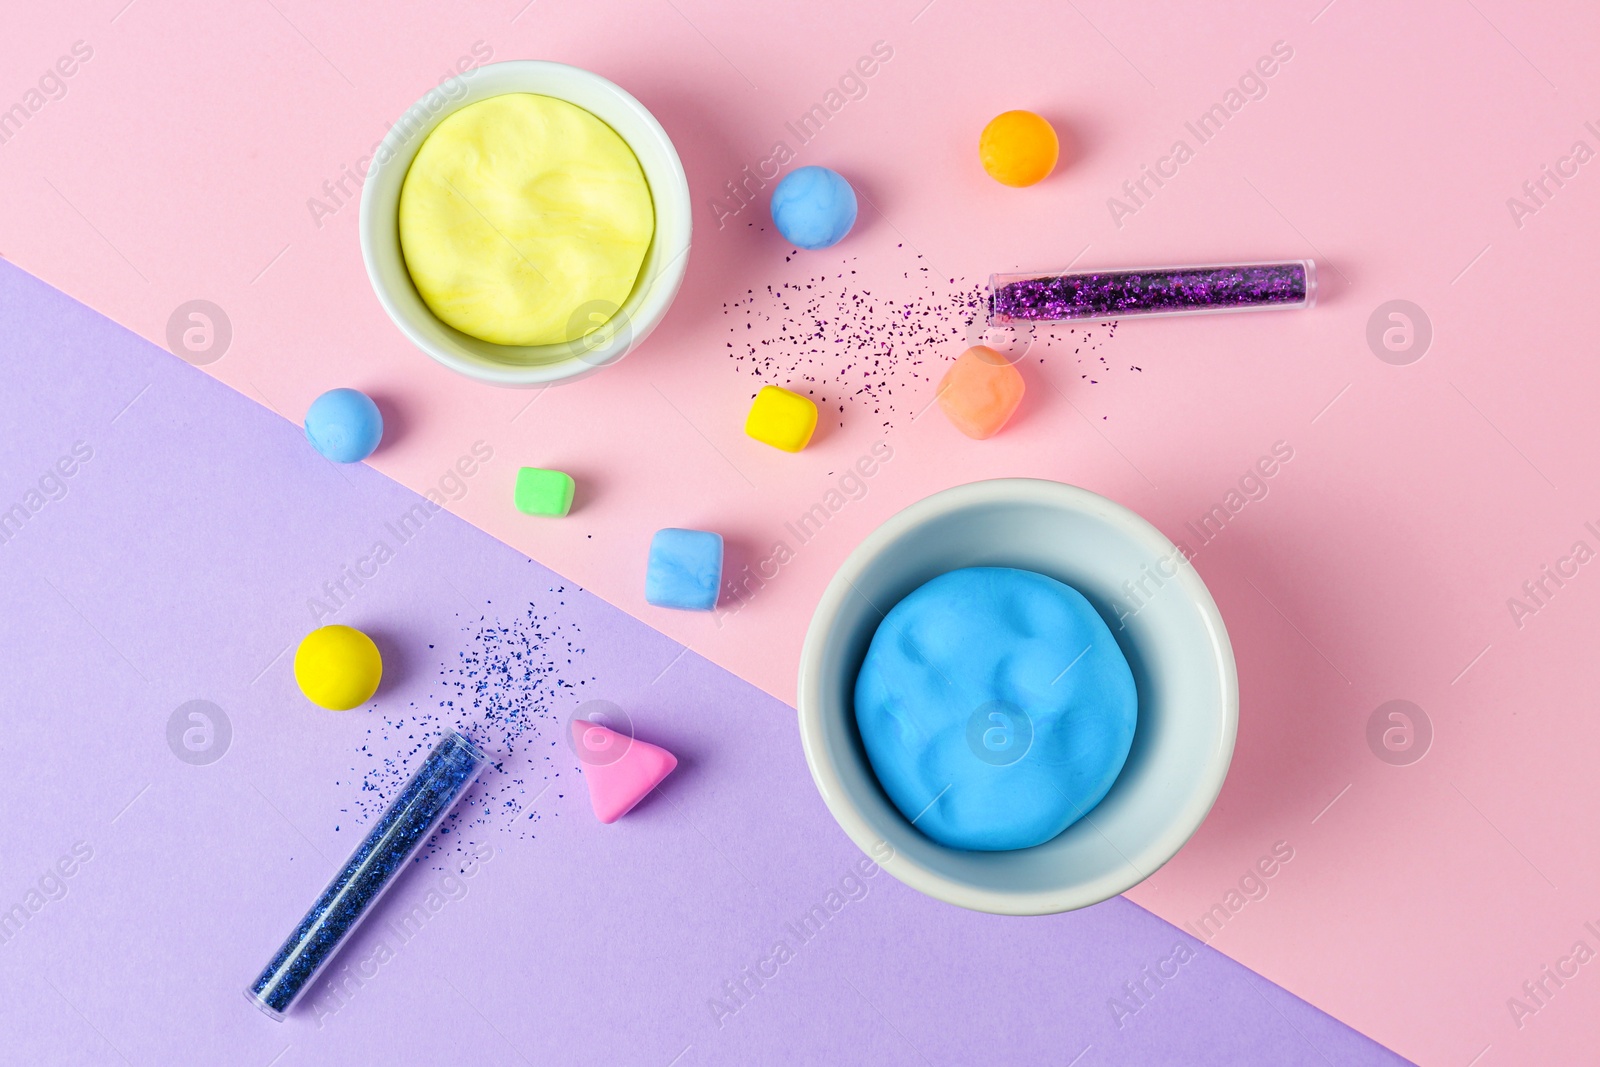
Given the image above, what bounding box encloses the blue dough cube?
[646,528,723,611]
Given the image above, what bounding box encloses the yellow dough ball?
[294,626,382,711]
[979,110,1059,187]
[398,93,655,346]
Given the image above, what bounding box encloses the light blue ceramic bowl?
[797,478,1238,915]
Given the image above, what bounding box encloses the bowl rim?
[357,59,692,388]
[796,477,1239,915]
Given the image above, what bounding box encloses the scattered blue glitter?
[334,594,592,863]
[247,730,485,1018]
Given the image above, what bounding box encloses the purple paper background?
[0,259,1406,1065]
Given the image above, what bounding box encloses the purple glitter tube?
[989,259,1315,324]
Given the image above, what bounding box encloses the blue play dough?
[854,567,1138,851]
[645,528,724,611]
[770,166,858,250]
[304,388,383,463]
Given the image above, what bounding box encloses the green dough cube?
[514,467,575,517]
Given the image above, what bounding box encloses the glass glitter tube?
[246,729,486,1020]
[988,259,1316,324]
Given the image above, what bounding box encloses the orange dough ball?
[937,346,1026,439]
[979,110,1059,187]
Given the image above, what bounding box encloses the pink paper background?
[5,1,1600,1062]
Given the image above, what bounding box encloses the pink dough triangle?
[571,720,678,824]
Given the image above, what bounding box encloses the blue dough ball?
[854,567,1137,851]
[304,388,383,463]
[770,166,857,250]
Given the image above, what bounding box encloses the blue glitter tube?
[989,259,1316,323]
[245,729,486,1020]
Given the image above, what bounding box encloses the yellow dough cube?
[744,386,818,452]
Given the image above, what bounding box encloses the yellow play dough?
[398,93,655,347]
[293,625,382,711]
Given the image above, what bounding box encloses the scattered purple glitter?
[334,592,594,866]
[726,245,1128,428]
[990,260,1313,323]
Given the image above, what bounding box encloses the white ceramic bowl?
[359,61,692,387]
[797,479,1238,915]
